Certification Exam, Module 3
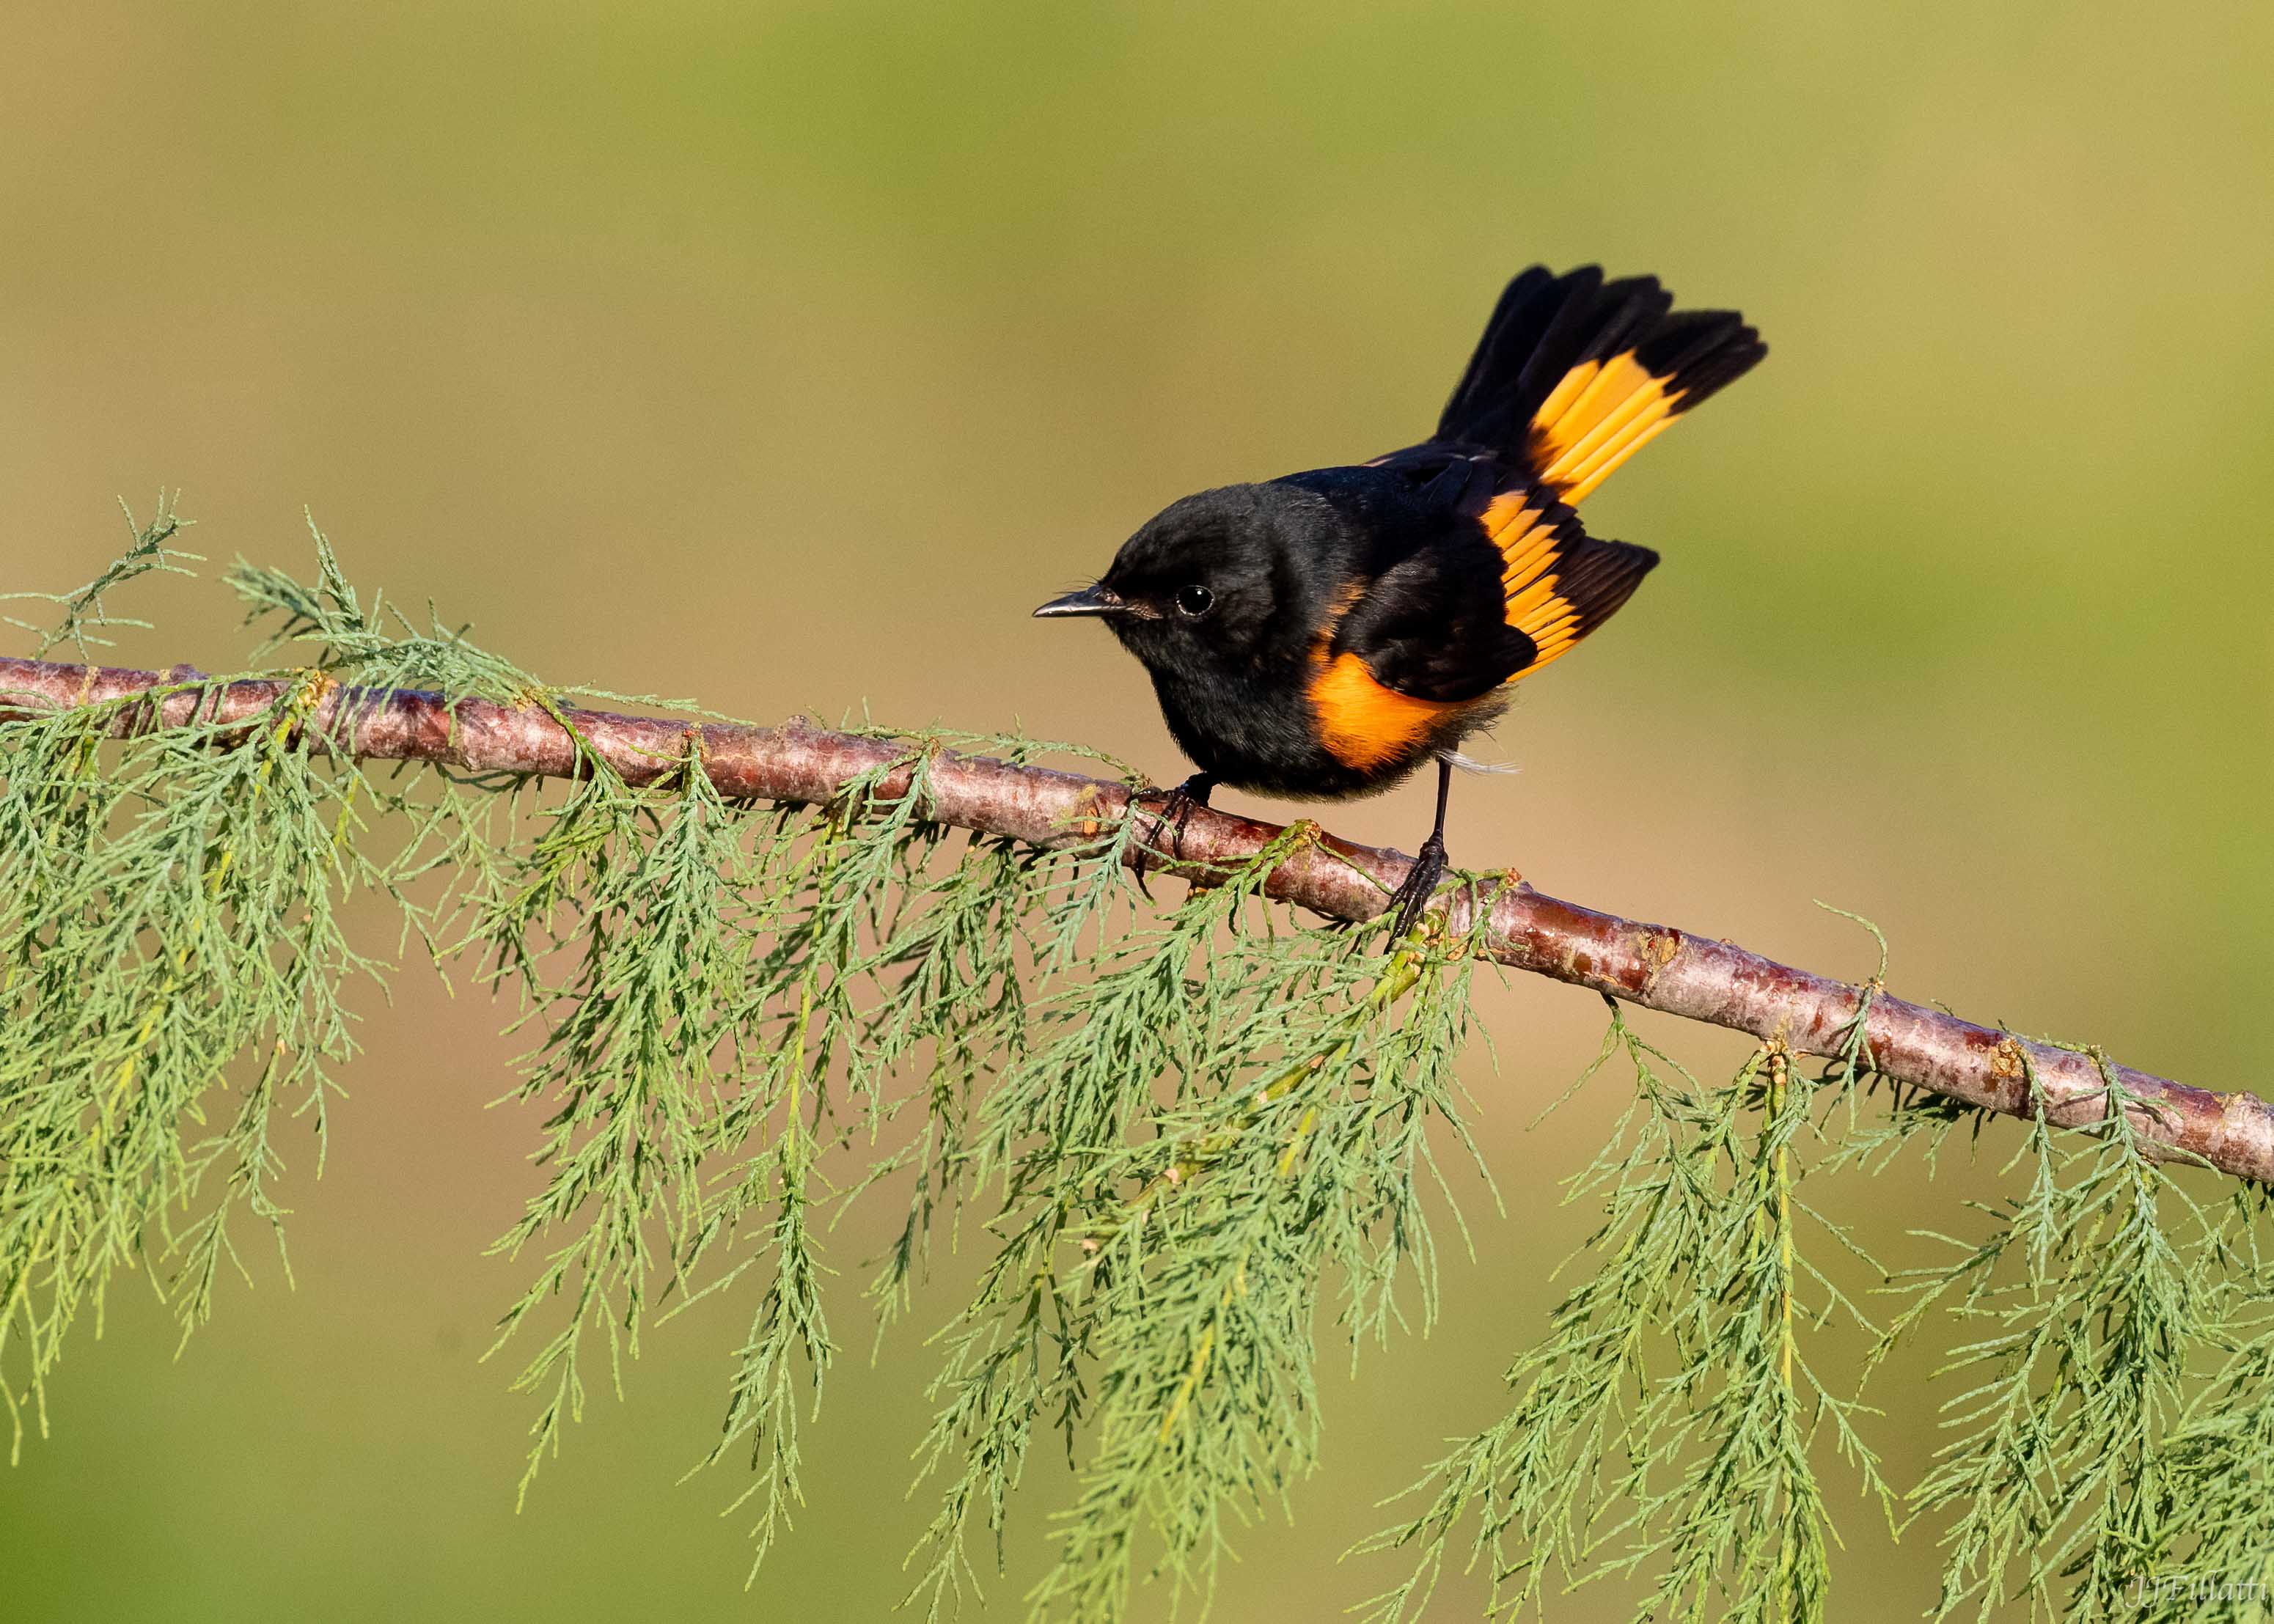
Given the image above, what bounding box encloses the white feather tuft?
[1436,749,1519,776]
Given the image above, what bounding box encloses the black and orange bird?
[1035,265,1764,937]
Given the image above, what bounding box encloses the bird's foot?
[1383,831,1450,947]
[1134,773,1215,887]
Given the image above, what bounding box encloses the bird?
[1034,265,1764,940]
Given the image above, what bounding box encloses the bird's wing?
[1475,487,1659,677]
[1328,540,1539,702]
[1307,540,1531,771]
[1302,480,1659,773]
[1327,481,1659,692]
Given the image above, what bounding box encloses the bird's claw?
[1133,773,1214,892]
[1383,833,1450,948]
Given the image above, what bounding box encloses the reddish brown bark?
[5,653,2267,1183]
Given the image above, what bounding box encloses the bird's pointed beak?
[1033,582,1129,619]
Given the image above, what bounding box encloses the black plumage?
[1035,265,1765,936]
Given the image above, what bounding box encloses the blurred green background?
[4,1,2270,1618]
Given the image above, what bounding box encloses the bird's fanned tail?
[1436,265,1766,504]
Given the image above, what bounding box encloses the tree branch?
[5,653,2267,1183]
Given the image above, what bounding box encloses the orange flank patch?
[1529,350,1681,504]
[1309,650,1457,771]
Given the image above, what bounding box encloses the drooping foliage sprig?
[1362,1006,2270,1623]
[4,515,2270,1623]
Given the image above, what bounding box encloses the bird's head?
[1033,484,1338,672]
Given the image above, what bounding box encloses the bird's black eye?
[1175,585,1214,617]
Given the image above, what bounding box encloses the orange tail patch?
[1434,267,1764,505]
[1527,304,1764,503]
[1529,354,1681,503]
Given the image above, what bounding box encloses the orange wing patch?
[1482,490,1657,679]
[1527,352,1680,504]
[1483,493,1587,672]
[1309,650,1458,771]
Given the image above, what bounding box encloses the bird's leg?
[1384,757,1456,944]
[1134,771,1215,883]
[1164,771,1214,861]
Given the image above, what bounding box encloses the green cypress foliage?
[4,518,2269,1621]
